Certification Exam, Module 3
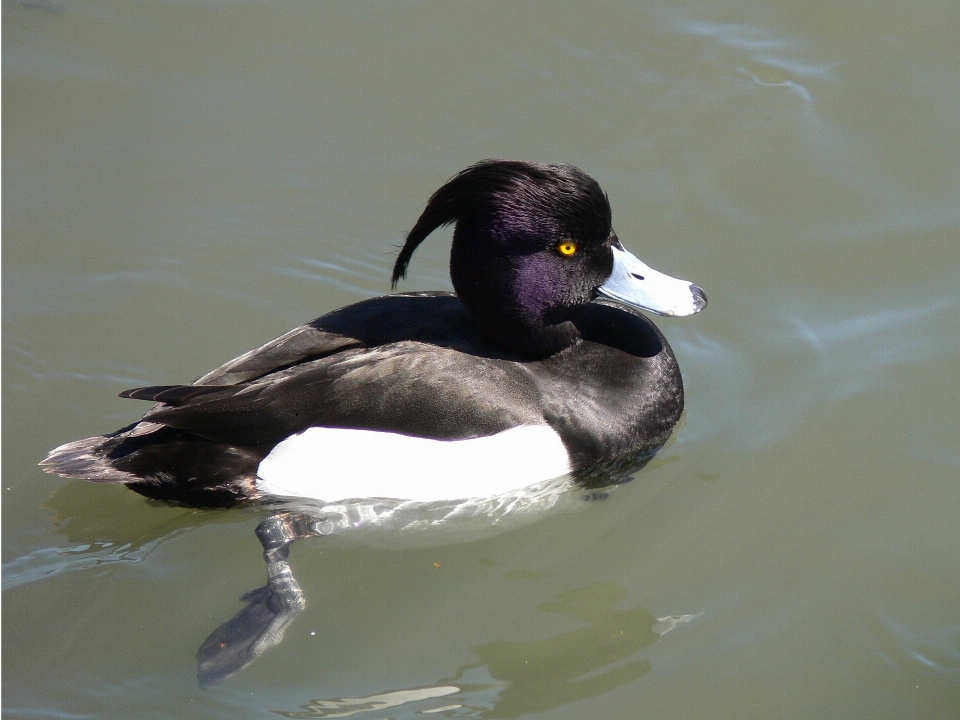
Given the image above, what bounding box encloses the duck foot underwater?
[197,512,322,687]
[195,451,657,688]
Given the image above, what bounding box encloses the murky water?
[4,1,960,718]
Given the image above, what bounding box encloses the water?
[4,1,960,717]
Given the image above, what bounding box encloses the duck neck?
[475,309,581,358]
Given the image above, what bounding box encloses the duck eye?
[557,242,578,257]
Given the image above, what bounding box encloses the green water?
[4,1,959,718]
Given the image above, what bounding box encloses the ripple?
[862,608,960,679]
[2,530,190,592]
[677,19,838,81]
[673,295,958,449]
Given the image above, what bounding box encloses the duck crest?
[392,160,616,356]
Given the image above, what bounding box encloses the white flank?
[256,425,572,503]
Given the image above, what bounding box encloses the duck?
[42,160,706,509]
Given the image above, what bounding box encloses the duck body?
[43,161,705,509]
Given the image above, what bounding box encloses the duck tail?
[40,428,141,484]
[42,422,265,508]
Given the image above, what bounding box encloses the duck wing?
[190,292,468,387]
[119,385,247,405]
[137,342,542,447]
[120,293,542,448]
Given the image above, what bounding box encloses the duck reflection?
[450,583,659,718]
[270,583,700,719]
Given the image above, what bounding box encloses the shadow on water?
[269,582,700,719]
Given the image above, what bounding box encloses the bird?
[42,160,706,510]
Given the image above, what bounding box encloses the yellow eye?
[557,242,578,256]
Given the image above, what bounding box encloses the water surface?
[4,1,960,718]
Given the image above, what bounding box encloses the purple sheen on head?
[512,255,561,317]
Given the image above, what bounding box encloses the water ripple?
[678,19,837,80]
[674,295,958,448]
[862,608,960,680]
[2,530,190,592]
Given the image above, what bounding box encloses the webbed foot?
[197,512,323,687]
